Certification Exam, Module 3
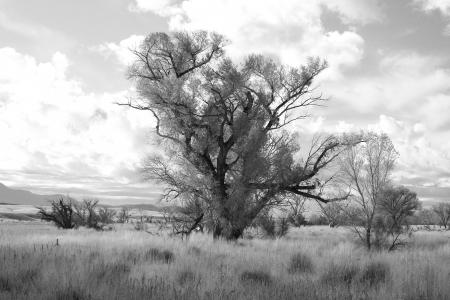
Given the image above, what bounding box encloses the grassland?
[0,221,449,300]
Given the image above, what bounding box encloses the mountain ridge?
[0,183,60,206]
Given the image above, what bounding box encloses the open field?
[0,222,449,300]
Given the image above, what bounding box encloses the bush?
[240,270,272,285]
[145,248,175,264]
[73,199,102,230]
[359,261,389,286]
[37,196,77,229]
[288,252,314,274]
[320,262,359,285]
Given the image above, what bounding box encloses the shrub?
[359,261,389,286]
[288,252,314,274]
[240,270,272,285]
[37,196,77,229]
[145,248,175,264]
[73,199,102,230]
[320,261,359,285]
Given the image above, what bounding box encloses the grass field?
[0,221,449,300]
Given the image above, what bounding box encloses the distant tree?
[340,133,397,250]
[413,208,438,229]
[74,199,102,230]
[98,207,116,224]
[37,196,77,229]
[123,31,359,240]
[374,186,420,250]
[117,207,131,223]
[286,196,307,227]
[317,201,348,227]
[432,202,450,229]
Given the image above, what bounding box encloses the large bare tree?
[123,31,356,239]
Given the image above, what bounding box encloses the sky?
[0,0,449,204]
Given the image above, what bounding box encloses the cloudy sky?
[1,0,449,204]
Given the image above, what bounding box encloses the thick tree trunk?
[211,216,248,240]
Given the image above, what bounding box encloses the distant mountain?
[0,183,59,206]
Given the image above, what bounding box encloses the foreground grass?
[0,222,449,300]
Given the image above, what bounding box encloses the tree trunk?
[212,216,247,240]
[366,227,371,250]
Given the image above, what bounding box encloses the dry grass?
[0,222,449,299]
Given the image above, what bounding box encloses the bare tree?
[432,202,450,229]
[317,201,348,227]
[73,199,102,229]
[340,133,397,249]
[37,196,77,229]
[123,31,358,240]
[117,207,131,223]
[286,196,307,227]
[414,208,438,230]
[98,207,116,224]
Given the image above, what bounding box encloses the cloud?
[94,34,145,66]
[0,47,159,201]
[415,0,450,15]
[322,52,450,119]
[129,0,385,77]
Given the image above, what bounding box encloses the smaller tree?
[98,207,116,224]
[374,186,420,250]
[340,133,397,250]
[317,201,348,227]
[117,207,131,223]
[286,196,307,227]
[74,199,102,229]
[432,202,450,229]
[414,208,438,230]
[37,196,77,229]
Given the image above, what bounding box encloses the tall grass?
[0,222,449,299]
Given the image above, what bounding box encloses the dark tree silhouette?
[123,31,358,240]
[376,186,420,250]
[37,196,77,229]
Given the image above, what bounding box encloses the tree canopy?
[124,31,357,239]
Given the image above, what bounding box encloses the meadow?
[0,221,449,300]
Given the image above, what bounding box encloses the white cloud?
[129,0,383,77]
[94,35,145,66]
[415,0,450,15]
[0,47,156,198]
